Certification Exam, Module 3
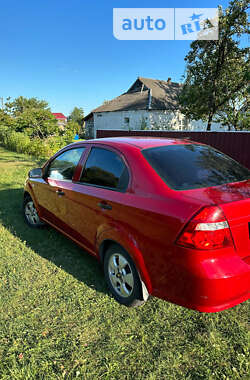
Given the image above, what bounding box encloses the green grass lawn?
[0,146,249,379]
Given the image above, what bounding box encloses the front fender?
[96,223,152,294]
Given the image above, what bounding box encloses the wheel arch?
[99,239,116,264]
[23,187,42,219]
[97,233,152,295]
[23,190,31,200]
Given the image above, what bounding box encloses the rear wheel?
[23,195,45,228]
[104,244,145,307]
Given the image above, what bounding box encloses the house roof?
[84,77,183,120]
[52,113,67,119]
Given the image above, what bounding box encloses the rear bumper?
[154,251,250,312]
[162,279,250,313]
[187,291,250,313]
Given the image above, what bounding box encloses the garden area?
[0,145,249,379]
[0,0,249,376]
[0,96,85,160]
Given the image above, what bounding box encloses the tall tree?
[180,1,249,130]
[215,87,249,130]
[68,107,84,128]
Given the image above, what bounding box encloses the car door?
[33,146,86,229]
[63,145,130,254]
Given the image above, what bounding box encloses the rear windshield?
[142,144,250,190]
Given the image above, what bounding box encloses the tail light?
[176,206,234,250]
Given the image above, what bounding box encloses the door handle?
[56,189,65,196]
[98,202,112,210]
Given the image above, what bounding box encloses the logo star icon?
[190,13,203,21]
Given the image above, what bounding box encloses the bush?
[0,125,78,159]
[0,127,30,154]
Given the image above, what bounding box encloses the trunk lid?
[182,180,250,259]
[220,198,250,259]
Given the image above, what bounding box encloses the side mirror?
[28,168,43,179]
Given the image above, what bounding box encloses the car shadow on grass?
[0,187,108,296]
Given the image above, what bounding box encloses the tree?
[62,120,80,139]
[240,113,250,130]
[1,96,59,138]
[68,107,84,129]
[0,109,16,129]
[180,1,249,130]
[16,109,59,138]
[5,96,50,116]
[214,87,249,130]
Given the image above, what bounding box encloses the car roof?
[68,136,197,150]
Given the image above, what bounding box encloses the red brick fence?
[96,130,250,169]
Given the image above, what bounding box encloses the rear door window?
[80,147,129,190]
[142,144,250,190]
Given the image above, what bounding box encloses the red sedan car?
[23,137,250,312]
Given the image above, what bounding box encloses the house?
[84,77,222,138]
[52,113,67,129]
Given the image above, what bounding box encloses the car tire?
[23,195,45,228]
[104,244,146,307]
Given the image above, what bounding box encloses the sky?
[0,0,234,116]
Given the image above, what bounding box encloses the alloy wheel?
[24,201,41,226]
[108,253,134,298]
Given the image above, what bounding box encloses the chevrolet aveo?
[23,137,250,312]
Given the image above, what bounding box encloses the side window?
[80,147,129,190]
[47,148,85,181]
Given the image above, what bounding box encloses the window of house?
[124,117,130,124]
[47,148,85,181]
[80,147,129,190]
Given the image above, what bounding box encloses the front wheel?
[23,195,45,228]
[104,244,146,307]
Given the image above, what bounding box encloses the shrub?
[0,125,78,159]
[0,127,31,154]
